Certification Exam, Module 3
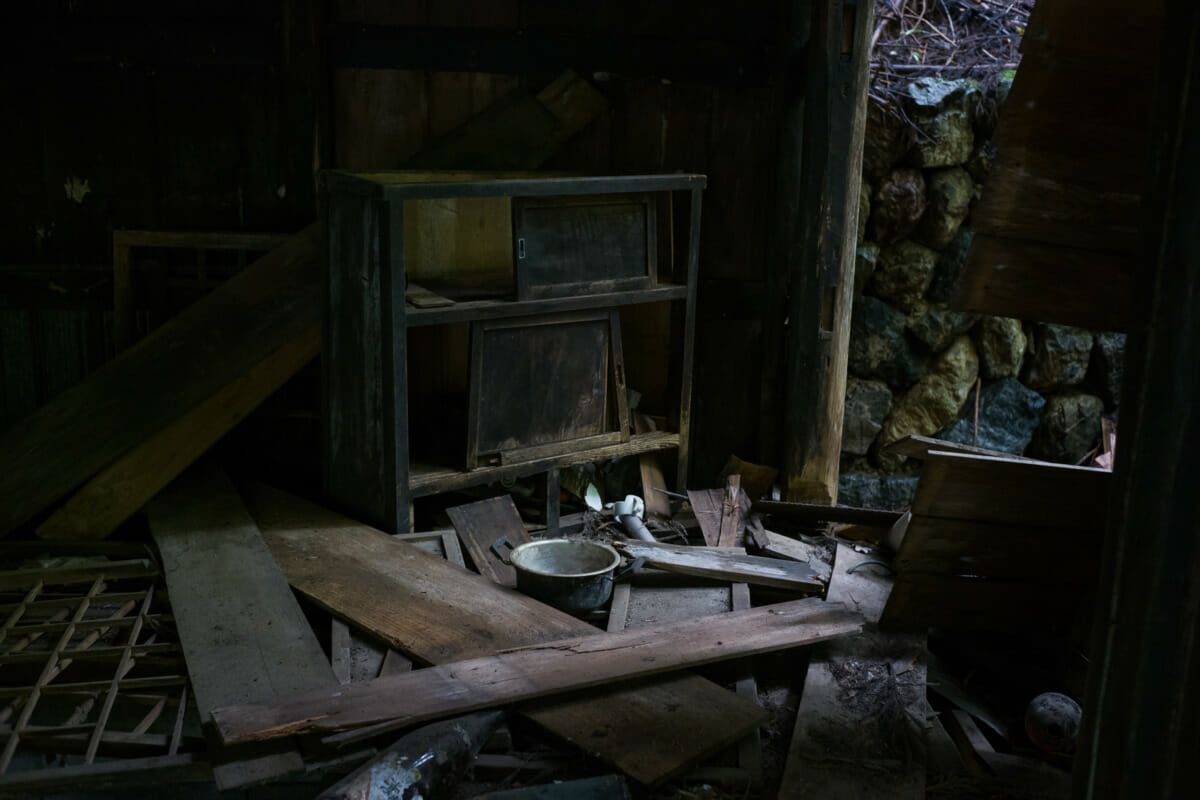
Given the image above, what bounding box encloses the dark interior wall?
[1,0,798,486]
[0,0,321,426]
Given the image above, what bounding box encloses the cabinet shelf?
[406,283,688,327]
[409,431,680,498]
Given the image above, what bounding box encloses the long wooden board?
[145,467,335,791]
[910,451,1110,530]
[210,598,860,744]
[242,483,771,786]
[613,540,824,593]
[779,544,928,799]
[37,325,319,540]
[0,225,319,538]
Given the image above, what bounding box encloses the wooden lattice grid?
[0,550,206,794]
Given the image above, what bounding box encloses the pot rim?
[509,538,621,579]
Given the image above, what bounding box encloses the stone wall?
[838,76,1125,509]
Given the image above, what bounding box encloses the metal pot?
[492,537,622,615]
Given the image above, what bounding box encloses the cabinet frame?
[320,171,704,533]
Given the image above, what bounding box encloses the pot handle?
[609,556,646,582]
[490,536,515,565]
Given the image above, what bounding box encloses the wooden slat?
[613,540,823,593]
[881,434,1039,463]
[910,451,1110,530]
[952,0,1163,332]
[780,544,927,798]
[37,324,319,540]
[446,496,531,587]
[0,225,319,538]
[687,489,723,547]
[242,482,771,786]
[409,431,679,497]
[716,475,749,548]
[210,599,860,745]
[146,467,336,790]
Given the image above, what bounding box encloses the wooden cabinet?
[319,170,703,533]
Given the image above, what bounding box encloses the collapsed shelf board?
[321,171,703,532]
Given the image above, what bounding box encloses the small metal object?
[652,487,689,501]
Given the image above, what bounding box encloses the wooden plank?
[409,431,679,497]
[36,323,319,540]
[955,233,1133,331]
[0,224,320,539]
[753,499,902,527]
[241,482,772,786]
[405,282,455,308]
[716,474,750,548]
[910,451,1109,530]
[781,0,874,503]
[145,467,336,790]
[613,541,823,593]
[687,489,724,547]
[779,543,928,799]
[881,434,1039,463]
[408,71,608,171]
[210,598,860,745]
[892,515,1100,583]
[446,496,531,587]
[639,455,672,519]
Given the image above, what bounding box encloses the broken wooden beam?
[210,599,861,745]
[0,227,319,539]
[613,540,825,593]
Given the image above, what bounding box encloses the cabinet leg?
[545,469,560,535]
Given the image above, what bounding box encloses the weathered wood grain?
[0,225,320,538]
[779,544,928,799]
[145,466,335,790]
[210,598,860,745]
[446,495,531,587]
[613,540,823,593]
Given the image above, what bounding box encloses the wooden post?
[1076,2,1200,796]
[781,0,873,503]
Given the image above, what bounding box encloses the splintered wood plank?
[687,489,724,546]
[145,467,335,791]
[242,483,772,786]
[614,541,824,593]
[717,475,750,548]
[779,544,928,799]
[910,451,1110,530]
[210,599,860,745]
[446,496,531,587]
[881,434,1038,463]
[1,225,319,538]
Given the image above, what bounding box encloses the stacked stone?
[839,75,1124,509]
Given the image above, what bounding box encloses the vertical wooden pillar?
[780,0,873,504]
[1076,3,1200,796]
